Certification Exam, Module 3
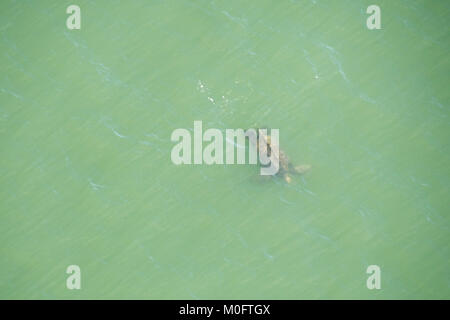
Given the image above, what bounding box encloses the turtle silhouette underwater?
[250,128,311,183]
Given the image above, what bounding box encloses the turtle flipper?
[284,173,292,183]
[293,164,311,174]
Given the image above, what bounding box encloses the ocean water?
[0,0,449,299]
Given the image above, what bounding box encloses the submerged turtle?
[250,128,311,183]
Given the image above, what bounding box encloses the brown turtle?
[251,128,311,183]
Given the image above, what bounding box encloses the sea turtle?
[250,128,311,183]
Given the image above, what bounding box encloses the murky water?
[0,0,449,299]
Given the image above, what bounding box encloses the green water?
[0,0,449,299]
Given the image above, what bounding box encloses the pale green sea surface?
[0,0,449,299]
